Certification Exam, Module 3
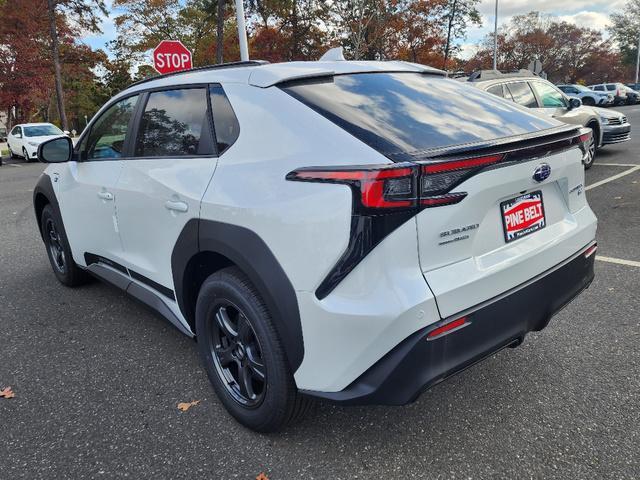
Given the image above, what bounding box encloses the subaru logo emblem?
[533,163,551,182]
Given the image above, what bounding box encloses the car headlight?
[599,116,610,125]
[28,141,39,147]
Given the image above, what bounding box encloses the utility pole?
[492,0,498,70]
[635,29,640,84]
[235,0,249,61]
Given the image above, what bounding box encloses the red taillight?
[422,154,503,174]
[584,243,597,258]
[427,316,470,340]
[287,164,417,210]
[287,154,504,212]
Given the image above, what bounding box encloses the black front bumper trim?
[304,244,596,406]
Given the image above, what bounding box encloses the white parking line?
[596,255,640,268]
[8,163,21,168]
[595,163,640,167]
[586,165,640,191]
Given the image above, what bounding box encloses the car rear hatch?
[280,71,597,313]
[413,130,596,317]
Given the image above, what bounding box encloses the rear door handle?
[165,200,188,213]
[97,191,114,201]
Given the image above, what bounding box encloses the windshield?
[23,125,63,137]
[281,72,558,160]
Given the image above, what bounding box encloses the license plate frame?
[500,190,546,243]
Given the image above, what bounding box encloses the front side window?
[135,88,210,157]
[506,82,538,108]
[85,95,138,160]
[530,82,567,108]
[281,73,556,159]
[23,124,63,137]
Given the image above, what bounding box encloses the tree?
[45,0,107,130]
[464,11,630,83]
[609,0,640,67]
[440,0,480,68]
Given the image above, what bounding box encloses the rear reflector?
[584,243,598,258]
[427,316,470,340]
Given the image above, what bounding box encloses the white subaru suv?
[34,60,597,432]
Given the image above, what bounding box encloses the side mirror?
[16,133,22,139]
[38,136,73,163]
[569,97,582,109]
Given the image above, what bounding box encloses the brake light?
[287,154,505,212]
[427,316,470,340]
[420,154,502,206]
[584,243,597,258]
[287,164,417,210]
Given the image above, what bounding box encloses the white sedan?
[7,123,68,162]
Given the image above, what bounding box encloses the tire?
[583,125,597,170]
[40,204,91,287]
[196,267,312,432]
[582,97,595,106]
[22,147,30,162]
[8,146,17,159]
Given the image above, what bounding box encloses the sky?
[81,0,626,60]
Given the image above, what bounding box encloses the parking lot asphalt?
[1,107,640,480]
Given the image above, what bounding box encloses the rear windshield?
[281,72,558,160]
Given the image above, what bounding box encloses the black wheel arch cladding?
[172,219,304,372]
[33,173,60,240]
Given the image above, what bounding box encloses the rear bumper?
[304,243,596,405]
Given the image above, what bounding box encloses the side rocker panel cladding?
[171,219,304,372]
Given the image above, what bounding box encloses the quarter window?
[135,88,210,157]
[11,126,21,136]
[506,82,538,108]
[85,95,138,160]
[530,82,567,108]
[210,85,240,154]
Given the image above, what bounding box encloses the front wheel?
[40,204,91,286]
[196,267,312,432]
[583,130,597,170]
[582,97,595,106]
[22,147,30,162]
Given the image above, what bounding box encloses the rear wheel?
[40,204,91,287]
[8,145,17,159]
[196,267,312,432]
[581,97,595,106]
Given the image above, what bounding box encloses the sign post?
[153,40,193,75]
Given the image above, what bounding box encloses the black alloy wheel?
[209,301,267,407]
[45,216,66,274]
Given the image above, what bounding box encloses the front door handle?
[165,200,188,213]
[97,191,114,201]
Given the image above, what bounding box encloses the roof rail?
[467,69,536,82]
[128,60,270,88]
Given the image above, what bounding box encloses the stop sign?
[153,40,193,75]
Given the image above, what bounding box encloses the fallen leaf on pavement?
[177,400,200,412]
[0,386,15,399]
[256,473,269,480]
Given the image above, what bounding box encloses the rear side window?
[593,85,603,91]
[506,82,538,108]
[281,73,557,159]
[606,85,616,91]
[135,88,211,157]
[486,85,505,98]
[210,85,239,154]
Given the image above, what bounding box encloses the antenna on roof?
[319,47,345,61]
